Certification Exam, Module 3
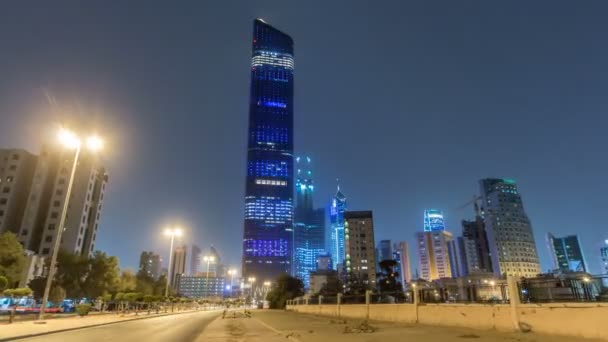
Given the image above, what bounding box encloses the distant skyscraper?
[171,245,187,289]
[293,156,325,288]
[190,245,202,275]
[601,240,608,275]
[460,216,493,275]
[393,241,412,284]
[209,246,222,276]
[344,211,376,288]
[316,253,332,271]
[17,144,108,258]
[242,19,295,280]
[329,185,347,270]
[417,230,453,281]
[546,233,587,273]
[480,178,541,277]
[376,239,392,273]
[424,209,445,232]
[0,149,36,235]
[139,251,162,279]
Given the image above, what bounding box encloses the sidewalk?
[250,310,606,342]
[0,308,208,341]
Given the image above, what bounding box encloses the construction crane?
[453,195,482,217]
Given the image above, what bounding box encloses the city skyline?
[1,2,608,275]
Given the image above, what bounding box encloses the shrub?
[76,303,92,316]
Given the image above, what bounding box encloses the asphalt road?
[16,310,220,342]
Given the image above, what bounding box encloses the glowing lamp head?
[86,135,104,151]
[164,227,182,237]
[58,128,81,149]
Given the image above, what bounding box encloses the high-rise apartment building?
[16,144,108,257]
[329,185,347,270]
[171,245,187,289]
[479,178,541,277]
[546,233,587,273]
[0,149,37,234]
[393,241,412,284]
[460,216,492,275]
[139,251,162,279]
[190,245,202,275]
[242,19,295,280]
[293,156,325,287]
[344,211,376,288]
[416,230,454,281]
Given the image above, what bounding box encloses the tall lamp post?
[38,129,104,320]
[164,227,183,297]
[227,269,236,297]
[247,277,256,300]
[203,255,215,297]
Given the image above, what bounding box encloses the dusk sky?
[1,1,607,274]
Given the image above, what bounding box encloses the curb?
[0,309,219,341]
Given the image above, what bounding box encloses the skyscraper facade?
[242,19,295,280]
[17,144,108,258]
[190,245,202,275]
[329,185,347,270]
[0,149,37,235]
[601,240,608,275]
[424,209,445,232]
[344,211,376,288]
[460,216,493,275]
[293,156,325,288]
[139,251,162,280]
[171,245,187,289]
[416,230,454,281]
[546,233,587,273]
[393,241,412,285]
[480,178,541,277]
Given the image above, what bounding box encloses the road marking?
[252,316,302,342]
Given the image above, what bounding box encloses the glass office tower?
[242,19,295,280]
[546,233,587,272]
[293,157,325,288]
[329,186,347,270]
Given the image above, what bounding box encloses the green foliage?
[376,259,403,295]
[3,287,33,297]
[317,274,343,296]
[117,270,137,293]
[0,232,26,286]
[0,276,8,291]
[266,274,304,309]
[28,276,47,300]
[54,251,89,298]
[76,303,92,316]
[82,252,120,298]
[49,286,66,305]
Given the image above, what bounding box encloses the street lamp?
[248,277,256,299]
[164,227,183,297]
[203,256,215,297]
[227,269,237,297]
[38,128,103,320]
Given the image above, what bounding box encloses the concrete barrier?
[287,302,608,340]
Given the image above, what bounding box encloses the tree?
[266,274,304,309]
[28,276,48,300]
[376,259,404,301]
[54,250,89,298]
[49,286,66,305]
[317,274,343,296]
[0,232,26,287]
[3,287,33,298]
[0,276,8,291]
[82,251,120,298]
[117,270,137,293]
[135,271,155,295]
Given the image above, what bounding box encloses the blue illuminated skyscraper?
[242,19,295,280]
[293,156,325,288]
[424,209,445,232]
[329,185,347,270]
